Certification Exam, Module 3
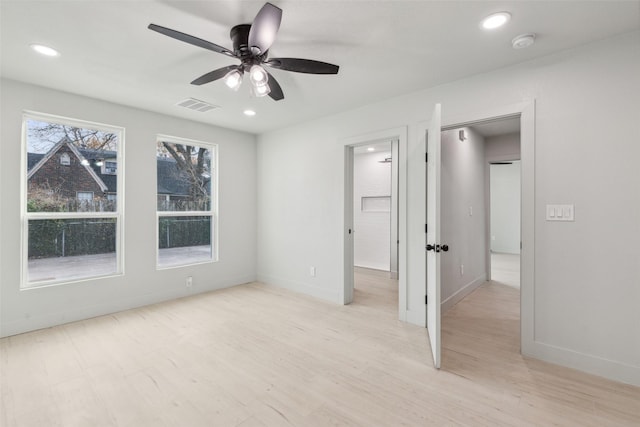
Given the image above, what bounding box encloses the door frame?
[486,155,521,282]
[341,126,408,320]
[439,100,535,354]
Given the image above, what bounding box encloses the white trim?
[258,273,340,304]
[155,135,218,269]
[439,100,535,359]
[3,273,256,338]
[21,111,125,289]
[485,153,521,281]
[441,274,486,313]
[341,126,408,321]
[527,341,640,388]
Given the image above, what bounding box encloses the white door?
[426,104,443,368]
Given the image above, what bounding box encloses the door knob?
[441,244,449,252]
[426,244,436,251]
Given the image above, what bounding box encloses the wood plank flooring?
[1,270,639,426]
[490,252,521,288]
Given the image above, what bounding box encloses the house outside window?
[23,112,124,287]
[156,135,217,268]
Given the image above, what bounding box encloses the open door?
[426,103,442,368]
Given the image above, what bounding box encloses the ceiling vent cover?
[176,98,218,113]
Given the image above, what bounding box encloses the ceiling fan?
[148,2,339,101]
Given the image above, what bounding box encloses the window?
[102,160,117,175]
[77,191,94,201]
[23,112,123,287]
[60,153,70,165]
[156,136,216,268]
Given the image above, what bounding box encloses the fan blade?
[265,58,339,74]
[266,72,284,101]
[191,65,239,86]
[148,24,235,57]
[248,3,282,55]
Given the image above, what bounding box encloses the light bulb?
[251,82,271,98]
[481,12,511,30]
[224,69,243,91]
[30,44,60,57]
[249,65,268,85]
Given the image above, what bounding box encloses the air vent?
[176,98,219,113]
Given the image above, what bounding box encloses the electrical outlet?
[186,276,193,288]
[310,266,316,277]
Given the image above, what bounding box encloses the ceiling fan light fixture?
[148,2,339,102]
[224,69,243,91]
[249,65,269,86]
[251,82,271,98]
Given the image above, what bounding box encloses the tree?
[160,142,210,210]
[27,120,117,153]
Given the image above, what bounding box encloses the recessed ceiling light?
[481,12,511,30]
[30,43,60,57]
[367,147,375,152]
[243,109,256,116]
[512,33,536,49]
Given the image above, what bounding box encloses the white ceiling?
[469,116,521,137]
[2,1,639,134]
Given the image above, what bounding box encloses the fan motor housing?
[230,24,252,58]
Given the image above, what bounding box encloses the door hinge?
[425,152,428,162]
[425,223,428,233]
[425,295,428,305]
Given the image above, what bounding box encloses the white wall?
[485,132,521,160]
[441,128,487,311]
[490,161,521,254]
[256,31,640,386]
[0,79,257,337]
[353,150,391,271]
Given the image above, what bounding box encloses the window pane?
[27,218,117,285]
[156,141,211,212]
[158,215,212,268]
[26,119,118,213]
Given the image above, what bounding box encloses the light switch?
[547,206,555,219]
[546,204,575,221]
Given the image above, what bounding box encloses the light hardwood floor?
[490,252,521,288]
[1,270,639,426]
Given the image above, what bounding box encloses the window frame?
[59,152,71,166]
[155,134,218,269]
[21,111,125,289]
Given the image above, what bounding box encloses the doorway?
[439,117,523,369]
[351,141,398,309]
[342,126,408,321]
[489,160,521,288]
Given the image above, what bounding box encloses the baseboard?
[256,273,340,304]
[0,274,256,338]
[441,274,486,313]
[524,340,640,388]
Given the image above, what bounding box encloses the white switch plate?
[546,204,574,221]
[310,266,316,277]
